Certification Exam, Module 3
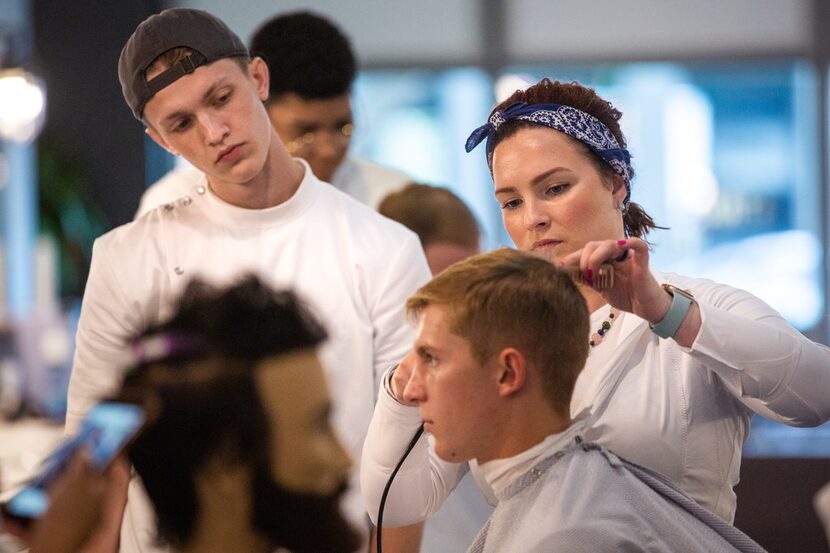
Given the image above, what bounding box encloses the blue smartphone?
[2,401,145,520]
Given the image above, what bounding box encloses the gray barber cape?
[468,439,765,553]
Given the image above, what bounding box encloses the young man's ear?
[249,57,270,103]
[145,126,179,156]
[496,347,526,398]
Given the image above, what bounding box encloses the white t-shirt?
[135,157,411,218]
[68,160,431,552]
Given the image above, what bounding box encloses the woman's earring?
[619,201,628,216]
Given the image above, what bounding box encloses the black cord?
[376,423,425,553]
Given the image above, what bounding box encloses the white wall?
[170,0,813,65]
[507,0,811,61]
[170,0,483,64]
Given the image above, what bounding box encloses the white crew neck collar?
[198,158,319,229]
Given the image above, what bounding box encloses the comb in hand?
[564,264,614,290]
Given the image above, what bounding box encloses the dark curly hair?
[249,11,356,100]
[118,275,327,548]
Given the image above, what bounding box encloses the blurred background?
[0,0,829,551]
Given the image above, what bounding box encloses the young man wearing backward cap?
[65,8,430,552]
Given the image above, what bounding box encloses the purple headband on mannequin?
[132,332,204,365]
[465,102,633,204]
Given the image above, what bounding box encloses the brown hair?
[406,248,589,416]
[491,78,659,239]
[378,183,480,249]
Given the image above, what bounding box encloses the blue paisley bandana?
[465,102,633,203]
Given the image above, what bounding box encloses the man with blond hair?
[362,248,766,552]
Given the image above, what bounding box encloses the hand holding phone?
[2,402,144,521]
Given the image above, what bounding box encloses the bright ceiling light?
[0,68,46,143]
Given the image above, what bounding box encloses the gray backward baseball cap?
[118,8,248,120]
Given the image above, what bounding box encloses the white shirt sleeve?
[365,232,431,396]
[65,222,169,435]
[361,369,469,526]
[65,238,145,433]
[681,277,830,427]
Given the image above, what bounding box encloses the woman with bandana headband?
[361,78,830,545]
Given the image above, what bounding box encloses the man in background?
[135,11,410,217]
[379,182,481,274]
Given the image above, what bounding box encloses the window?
[353,61,829,456]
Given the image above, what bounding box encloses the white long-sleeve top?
[67,160,431,552]
[361,272,830,526]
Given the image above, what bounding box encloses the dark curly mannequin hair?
[491,78,660,239]
[249,11,356,100]
[118,275,329,548]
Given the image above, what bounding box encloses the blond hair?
[406,248,589,415]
